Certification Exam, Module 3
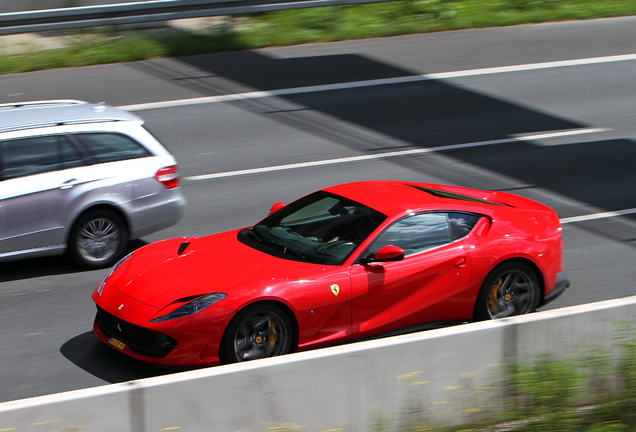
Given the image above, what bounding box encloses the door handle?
[60,178,78,190]
[454,257,467,268]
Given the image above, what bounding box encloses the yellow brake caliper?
[489,278,503,314]
[268,320,278,347]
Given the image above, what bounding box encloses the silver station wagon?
[0,100,186,269]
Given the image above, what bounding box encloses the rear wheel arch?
[473,258,544,321]
[68,204,131,242]
[490,257,545,296]
[67,204,131,269]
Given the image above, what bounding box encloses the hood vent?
[177,241,190,255]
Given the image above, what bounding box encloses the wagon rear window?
[75,133,151,163]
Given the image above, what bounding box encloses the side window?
[0,135,81,180]
[369,213,452,257]
[59,137,84,170]
[448,212,481,241]
[75,133,151,163]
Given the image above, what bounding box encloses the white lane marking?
[118,53,636,112]
[185,128,608,181]
[182,124,632,226]
[561,208,636,224]
[425,53,636,79]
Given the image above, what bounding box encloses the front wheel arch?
[219,300,298,364]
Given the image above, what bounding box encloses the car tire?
[220,303,294,364]
[474,261,541,321]
[68,208,128,269]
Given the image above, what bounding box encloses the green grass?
[363,324,636,432]
[443,324,636,432]
[1,0,635,74]
[490,353,636,432]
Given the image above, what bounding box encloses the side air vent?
[175,295,203,303]
[407,184,500,206]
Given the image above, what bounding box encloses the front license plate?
[108,337,126,350]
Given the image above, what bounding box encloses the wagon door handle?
[454,257,467,268]
[60,178,78,190]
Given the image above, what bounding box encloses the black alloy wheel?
[474,262,541,320]
[220,303,293,364]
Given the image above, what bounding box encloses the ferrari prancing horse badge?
[330,284,340,296]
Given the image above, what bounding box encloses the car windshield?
[241,191,387,265]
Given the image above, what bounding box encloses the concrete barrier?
[2,295,636,432]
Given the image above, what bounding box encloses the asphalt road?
[1,15,636,403]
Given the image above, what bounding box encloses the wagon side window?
[0,135,82,180]
[74,133,151,164]
[368,212,452,257]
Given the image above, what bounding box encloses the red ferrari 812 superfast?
[92,181,569,366]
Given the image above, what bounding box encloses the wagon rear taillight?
[155,165,180,189]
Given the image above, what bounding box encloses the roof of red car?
[323,181,501,216]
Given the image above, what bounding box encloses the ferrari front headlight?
[149,293,227,323]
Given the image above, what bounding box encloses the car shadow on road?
[0,239,148,283]
[155,51,636,242]
[60,331,196,383]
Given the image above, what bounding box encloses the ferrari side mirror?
[360,245,405,264]
[269,201,285,215]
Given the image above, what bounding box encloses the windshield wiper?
[247,228,306,259]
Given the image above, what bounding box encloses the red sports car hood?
[112,229,315,308]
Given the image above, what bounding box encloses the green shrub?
[2,0,636,74]
[507,355,585,417]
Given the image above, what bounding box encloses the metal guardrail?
[0,0,395,35]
